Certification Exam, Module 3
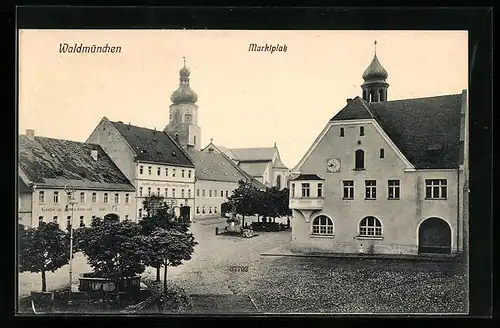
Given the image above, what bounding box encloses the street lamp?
[64,184,77,305]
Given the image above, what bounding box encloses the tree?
[139,195,190,281]
[228,179,261,228]
[19,222,70,292]
[279,187,292,218]
[143,228,198,295]
[74,216,148,297]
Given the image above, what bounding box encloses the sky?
[18,30,468,169]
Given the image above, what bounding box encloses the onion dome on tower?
[361,41,389,103]
[170,57,198,104]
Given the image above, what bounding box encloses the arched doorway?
[180,206,191,222]
[418,217,451,254]
[104,213,120,221]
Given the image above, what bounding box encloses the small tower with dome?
[165,57,201,151]
[361,41,389,103]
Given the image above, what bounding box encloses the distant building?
[18,130,136,229]
[87,119,196,220]
[18,176,32,229]
[290,47,469,256]
[205,143,290,189]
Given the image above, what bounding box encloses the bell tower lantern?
[361,41,389,103]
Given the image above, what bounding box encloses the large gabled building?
[290,48,469,256]
[18,130,137,228]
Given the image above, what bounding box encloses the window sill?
[364,198,377,201]
[353,169,366,171]
[309,234,335,239]
[342,198,354,201]
[356,236,384,240]
[388,198,400,200]
[424,198,448,200]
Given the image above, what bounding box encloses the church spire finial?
[183,56,186,67]
[374,40,377,55]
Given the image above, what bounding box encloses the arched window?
[355,149,365,170]
[193,135,197,145]
[379,148,385,159]
[340,127,344,137]
[276,175,282,189]
[359,216,382,236]
[312,215,334,235]
[379,89,384,101]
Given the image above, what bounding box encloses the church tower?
[165,58,201,151]
[361,41,389,103]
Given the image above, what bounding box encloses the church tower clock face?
[326,158,341,173]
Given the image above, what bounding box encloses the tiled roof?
[272,156,288,169]
[291,174,324,181]
[18,176,31,193]
[18,135,135,191]
[331,93,464,169]
[110,121,195,168]
[188,150,250,183]
[212,144,237,160]
[238,162,269,177]
[230,147,276,161]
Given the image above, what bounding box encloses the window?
[92,192,97,203]
[380,148,385,159]
[66,216,71,227]
[148,166,152,175]
[79,216,85,227]
[157,167,161,175]
[53,191,59,204]
[388,180,400,199]
[181,189,185,198]
[209,207,212,213]
[39,191,45,203]
[355,149,365,170]
[165,188,168,197]
[53,216,58,224]
[125,193,130,203]
[301,183,310,198]
[312,215,334,235]
[172,189,176,198]
[172,169,176,177]
[165,168,169,176]
[209,190,212,197]
[80,192,85,203]
[220,190,224,197]
[225,190,228,198]
[365,180,377,199]
[139,209,143,218]
[202,190,206,197]
[114,193,119,204]
[317,183,323,198]
[148,187,151,197]
[425,179,447,199]
[125,215,129,220]
[343,180,354,199]
[340,127,344,137]
[157,188,161,196]
[194,135,197,145]
[188,170,192,178]
[197,189,200,197]
[359,216,382,236]
[38,216,44,224]
[202,207,205,214]
[188,189,191,198]
[139,187,143,197]
[182,169,185,178]
[139,166,143,174]
[104,193,109,203]
[360,126,365,136]
[291,183,295,198]
[196,207,200,214]
[214,207,218,214]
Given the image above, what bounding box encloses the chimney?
[346,98,353,104]
[91,148,98,161]
[26,129,35,140]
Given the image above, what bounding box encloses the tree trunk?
[156,266,161,282]
[41,270,47,292]
[242,215,245,230]
[163,262,168,295]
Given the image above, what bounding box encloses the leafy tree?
[279,187,292,218]
[143,228,197,295]
[228,180,261,228]
[139,195,190,281]
[19,222,70,292]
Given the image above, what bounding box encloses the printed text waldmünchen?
[59,43,122,54]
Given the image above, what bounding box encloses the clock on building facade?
[326,158,341,173]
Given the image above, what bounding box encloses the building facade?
[18,176,32,228]
[18,130,136,229]
[86,119,196,220]
[289,50,468,256]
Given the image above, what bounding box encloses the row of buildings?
[18,61,290,229]
[288,46,469,256]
